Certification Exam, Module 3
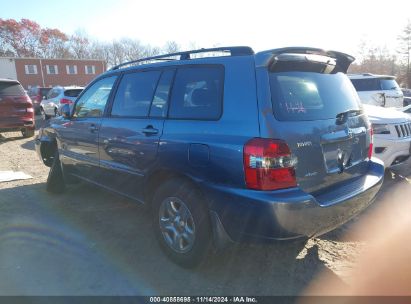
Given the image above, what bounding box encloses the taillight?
[243,138,297,191]
[60,98,73,105]
[368,127,374,159]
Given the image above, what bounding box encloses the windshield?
[270,72,361,121]
[40,88,51,96]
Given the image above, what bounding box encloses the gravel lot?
[0,117,410,296]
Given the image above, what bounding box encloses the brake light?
[368,127,374,159]
[243,138,297,191]
[60,98,73,105]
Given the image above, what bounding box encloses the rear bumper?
[0,117,35,132]
[204,159,384,243]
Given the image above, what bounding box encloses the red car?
[0,79,35,138]
[28,86,51,113]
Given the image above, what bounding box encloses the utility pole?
[39,59,45,87]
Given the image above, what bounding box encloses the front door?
[58,75,118,181]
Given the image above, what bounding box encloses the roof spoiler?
[255,47,355,73]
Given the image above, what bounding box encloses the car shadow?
[20,138,36,151]
[0,133,24,144]
[0,182,345,296]
[321,168,411,243]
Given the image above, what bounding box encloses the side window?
[74,76,117,118]
[47,89,60,99]
[111,71,161,117]
[168,66,224,120]
[149,69,175,118]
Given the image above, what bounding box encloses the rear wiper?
[336,109,362,125]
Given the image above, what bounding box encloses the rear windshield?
[269,72,361,121]
[380,79,400,90]
[64,89,83,97]
[0,82,25,96]
[350,78,381,91]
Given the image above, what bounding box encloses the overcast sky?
[2,0,411,59]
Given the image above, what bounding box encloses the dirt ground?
[0,117,410,296]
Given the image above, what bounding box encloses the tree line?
[0,18,181,68]
[1,18,411,87]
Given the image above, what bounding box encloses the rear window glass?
[169,66,224,120]
[0,82,25,96]
[270,72,361,121]
[64,89,83,98]
[350,78,381,91]
[380,79,400,90]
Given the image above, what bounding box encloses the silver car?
[40,86,83,119]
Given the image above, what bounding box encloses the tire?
[46,150,65,194]
[21,129,35,138]
[152,178,212,268]
[40,107,50,120]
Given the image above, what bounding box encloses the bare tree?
[163,40,180,53]
[397,20,411,87]
[69,30,90,59]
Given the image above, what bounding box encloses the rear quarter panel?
[156,56,260,191]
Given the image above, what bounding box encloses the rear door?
[259,67,371,194]
[98,69,173,200]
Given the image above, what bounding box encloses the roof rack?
[109,46,254,71]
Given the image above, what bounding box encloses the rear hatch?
[0,81,33,123]
[265,51,371,194]
[351,77,403,107]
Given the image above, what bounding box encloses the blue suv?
[35,46,384,267]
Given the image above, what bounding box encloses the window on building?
[66,65,78,75]
[25,65,38,75]
[85,65,96,75]
[46,65,58,75]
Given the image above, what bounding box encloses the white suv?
[349,74,404,108]
[40,86,83,119]
[364,104,411,167]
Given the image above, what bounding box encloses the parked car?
[35,47,384,267]
[399,104,411,114]
[401,88,411,106]
[349,74,404,108]
[0,79,35,138]
[28,86,52,114]
[363,104,411,167]
[40,86,84,119]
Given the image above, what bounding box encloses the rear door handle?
[89,124,99,133]
[142,125,159,135]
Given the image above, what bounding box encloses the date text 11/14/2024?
[149,296,258,303]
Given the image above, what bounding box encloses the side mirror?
[43,95,47,100]
[61,104,71,119]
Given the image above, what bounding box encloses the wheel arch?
[144,169,209,208]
